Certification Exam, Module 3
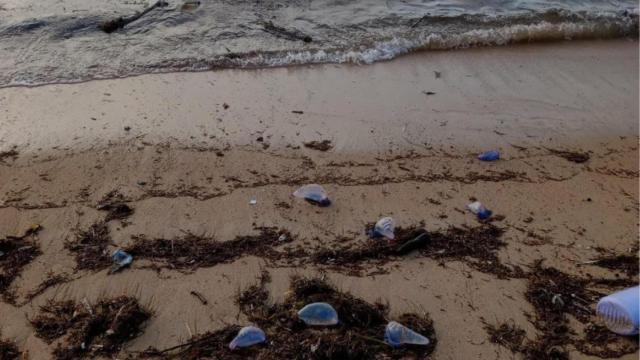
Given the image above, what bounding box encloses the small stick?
[351,332,388,346]
[190,290,208,305]
[154,332,216,354]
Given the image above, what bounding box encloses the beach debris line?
[229,326,266,350]
[303,140,333,152]
[30,296,151,359]
[384,321,430,347]
[596,286,639,335]
[467,201,493,220]
[293,184,331,207]
[297,302,339,326]
[370,217,395,241]
[110,249,133,274]
[0,224,43,303]
[315,223,519,278]
[261,21,312,42]
[144,273,436,359]
[478,150,500,161]
[99,0,167,33]
[125,227,293,271]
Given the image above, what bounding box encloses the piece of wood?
[190,290,208,305]
[100,0,166,33]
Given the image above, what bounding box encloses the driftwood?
[100,0,166,33]
[261,21,312,42]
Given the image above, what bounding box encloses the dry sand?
[0,39,638,359]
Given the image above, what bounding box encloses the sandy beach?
[0,39,638,359]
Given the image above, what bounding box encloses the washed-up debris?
[303,140,333,152]
[0,225,43,303]
[0,148,19,163]
[99,0,166,33]
[144,274,436,359]
[547,148,590,163]
[522,261,601,359]
[261,21,312,42]
[31,296,151,359]
[126,227,292,271]
[478,150,500,161]
[181,0,201,11]
[596,286,639,335]
[66,222,112,271]
[30,299,78,342]
[384,321,430,347]
[97,191,134,221]
[25,272,70,302]
[297,302,339,326]
[483,321,526,353]
[370,217,395,240]
[395,232,429,255]
[467,201,492,220]
[587,245,639,277]
[293,184,331,207]
[110,249,133,274]
[229,326,266,350]
[574,323,640,358]
[0,338,20,360]
[485,261,639,359]
[316,223,519,278]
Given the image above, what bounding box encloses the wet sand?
[0,39,638,359]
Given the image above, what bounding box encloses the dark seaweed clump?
[303,140,333,152]
[590,244,639,277]
[30,296,151,359]
[0,225,43,303]
[143,273,436,359]
[65,222,112,271]
[574,323,639,358]
[548,149,590,163]
[486,261,638,359]
[484,321,526,353]
[97,190,134,222]
[0,338,20,360]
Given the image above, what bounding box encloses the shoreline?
[0,40,638,359]
[1,39,637,160]
[0,37,637,91]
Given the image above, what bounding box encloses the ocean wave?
[0,3,637,87]
[126,11,640,70]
